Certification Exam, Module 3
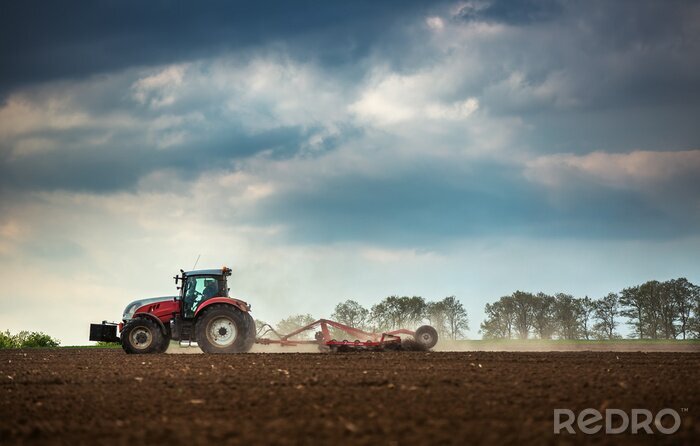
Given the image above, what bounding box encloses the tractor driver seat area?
[181,276,221,319]
[202,279,219,300]
[181,278,198,319]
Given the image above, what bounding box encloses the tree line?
[262,295,470,341]
[479,278,700,340]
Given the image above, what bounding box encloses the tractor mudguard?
[132,312,168,335]
[194,297,250,317]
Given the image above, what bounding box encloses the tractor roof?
[183,267,231,277]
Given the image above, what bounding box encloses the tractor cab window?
[182,276,222,319]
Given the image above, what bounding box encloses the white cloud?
[0,97,92,138]
[214,57,351,131]
[0,220,26,254]
[132,64,188,108]
[525,150,700,189]
[349,70,479,125]
[426,98,479,120]
[426,16,445,31]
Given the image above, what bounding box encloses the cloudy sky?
[1,0,699,344]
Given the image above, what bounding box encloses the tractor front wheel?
[195,305,254,354]
[121,317,166,354]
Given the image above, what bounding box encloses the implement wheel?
[414,325,439,349]
[121,317,165,354]
[195,305,254,354]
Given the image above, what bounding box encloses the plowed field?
[1,349,698,445]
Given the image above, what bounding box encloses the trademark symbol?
[680,408,689,413]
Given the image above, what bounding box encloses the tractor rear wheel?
[414,325,439,349]
[195,305,253,354]
[121,317,166,354]
[242,313,256,352]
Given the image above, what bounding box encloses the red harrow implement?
[255,318,439,352]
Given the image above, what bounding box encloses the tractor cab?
[176,267,232,319]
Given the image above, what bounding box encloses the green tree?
[440,296,469,340]
[620,285,644,338]
[0,330,18,349]
[657,281,679,339]
[578,296,595,340]
[369,300,390,331]
[21,332,60,348]
[531,293,556,339]
[276,314,316,339]
[593,293,620,339]
[642,280,664,339]
[331,300,369,330]
[553,293,582,339]
[370,296,426,331]
[480,295,516,339]
[692,286,700,339]
[511,291,536,339]
[666,278,696,340]
[425,300,449,338]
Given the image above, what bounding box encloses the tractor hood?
[122,296,177,321]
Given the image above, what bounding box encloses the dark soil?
[1,349,698,445]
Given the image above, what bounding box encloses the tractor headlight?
[122,302,141,321]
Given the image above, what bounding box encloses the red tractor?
[90,267,256,354]
[90,266,439,354]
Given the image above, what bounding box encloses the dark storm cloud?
[447,1,700,156]
[0,124,319,192]
[0,0,433,96]
[251,159,693,244]
[524,106,700,155]
[454,0,563,25]
[1,0,699,243]
[473,1,700,111]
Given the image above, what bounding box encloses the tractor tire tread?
[195,304,254,354]
[121,317,166,354]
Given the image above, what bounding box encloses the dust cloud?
[165,342,322,354]
[164,339,700,354]
[433,340,700,352]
